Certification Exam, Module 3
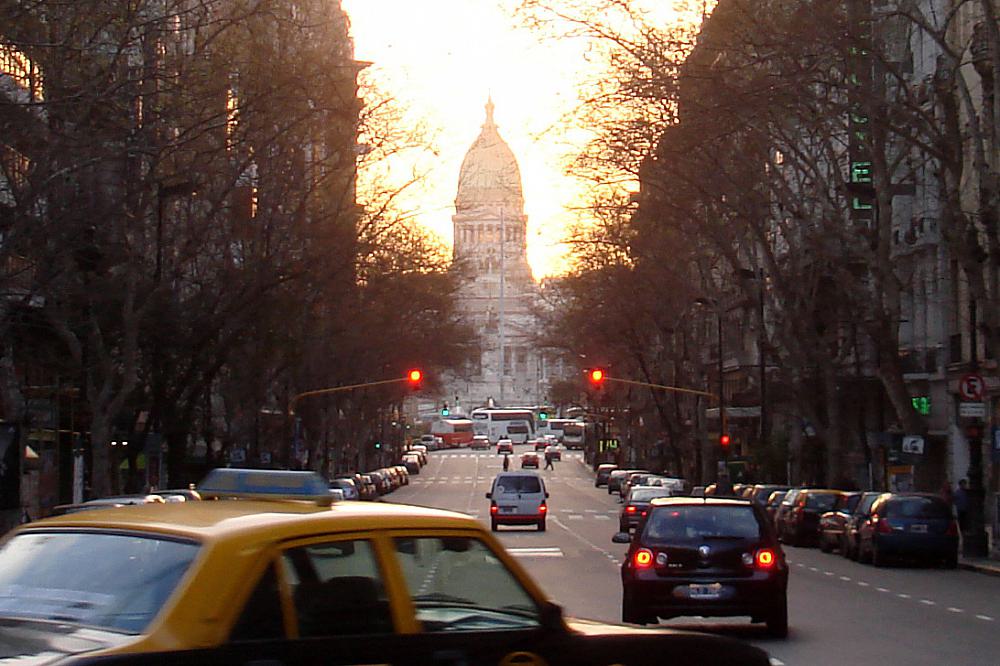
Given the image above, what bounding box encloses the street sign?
[959,373,985,401]
[959,402,987,418]
[901,435,924,455]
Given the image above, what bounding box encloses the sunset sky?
[341,0,695,279]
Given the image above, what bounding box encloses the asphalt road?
[389,446,1000,666]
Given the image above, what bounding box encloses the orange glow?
[756,549,775,568]
[634,548,653,567]
[590,368,605,383]
[408,369,423,383]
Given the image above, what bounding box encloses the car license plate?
[689,583,722,599]
[911,524,928,533]
[501,506,517,514]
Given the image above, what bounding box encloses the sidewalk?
[959,556,1000,577]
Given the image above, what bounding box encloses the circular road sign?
[959,373,985,401]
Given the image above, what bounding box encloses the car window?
[856,494,879,515]
[281,539,392,637]
[230,563,285,641]
[844,494,861,512]
[0,531,199,633]
[885,497,951,519]
[494,475,542,494]
[805,493,838,510]
[644,506,762,541]
[630,488,673,502]
[394,536,540,632]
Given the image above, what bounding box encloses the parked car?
[607,469,633,495]
[773,488,803,536]
[857,493,958,567]
[358,474,378,500]
[619,486,675,532]
[779,489,840,546]
[764,490,788,525]
[486,472,549,532]
[619,470,652,498]
[402,457,420,474]
[749,485,790,510]
[842,491,883,560]
[329,478,359,500]
[818,491,862,553]
[614,497,789,637]
[690,486,706,498]
[596,463,618,487]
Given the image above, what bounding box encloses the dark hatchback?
[842,491,882,560]
[595,463,618,487]
[614,497,789,637]
[619,486,676,532]
[857,493,959,567]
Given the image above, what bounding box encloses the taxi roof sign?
[198,468,335,506]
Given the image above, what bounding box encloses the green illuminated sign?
[912,396,930,416]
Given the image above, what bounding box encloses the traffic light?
[719,434,731,450]
[441,403,450,417]
[588,368,606,388]
[374,441,382,450]
[407,369,423,390]
[539,410,548,421]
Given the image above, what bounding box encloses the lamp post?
[695,298,727,478]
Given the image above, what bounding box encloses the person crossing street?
[544,449,554,470]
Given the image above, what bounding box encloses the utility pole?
[498,206,505,405]
[965,298,989,557]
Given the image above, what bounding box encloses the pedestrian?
[954,478,970,531]
[502,453,509,472]
[544,450,554,470]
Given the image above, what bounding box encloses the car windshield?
[885,497,951,519]
[494,476,542,494]
[644,506,761,541]
[0,531,199,633]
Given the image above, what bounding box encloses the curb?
[959,560,1000,577]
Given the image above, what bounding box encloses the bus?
[561,421,585,450]
[538,418,579,442]
[470,409,535,444]
[430,418,475,448]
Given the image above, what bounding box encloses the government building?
[445,99,553,410]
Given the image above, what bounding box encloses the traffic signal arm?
[290,372,423,415]
[594,373,716,399]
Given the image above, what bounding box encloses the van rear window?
[494,476,542,494]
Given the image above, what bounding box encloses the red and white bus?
[430,418,475,448]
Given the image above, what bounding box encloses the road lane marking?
[568,514,584,520]
[976,614,994,621]
[876,587,889,593]
[594,515,611,520]
[920,600,935,605]
[947,607,964,613]
[857,581,870,587]
[840,576,851,581]
[897,593,911,599]
[508,547,564,558]
[809,566,819,572]
[824,571,834,576]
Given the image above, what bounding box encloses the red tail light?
[539,502,547,514]
[876,518,893,534]
[756,549,776,568]
[626,505,637,514]
[945,520,959,537]
[490,502,498,515]
[633,548,653,568]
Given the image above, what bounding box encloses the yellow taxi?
[0,469,772,666]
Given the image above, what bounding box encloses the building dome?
[455,98,524,210]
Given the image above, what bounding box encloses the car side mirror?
[539,601,565,632]
[485,492,492,499]
[612,532,631,544]
[545,492,550,498]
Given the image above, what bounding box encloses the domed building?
[447,99,551,409]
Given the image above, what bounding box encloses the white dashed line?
[976,615,994,621]
[568,514,584,520]
[947,607,964,613]
[594,515,611,520]
[920,600,935,606]
[796,563,805,568]
[840,576,851,581]
[897,593,911,599]
[824,571,834,576]
[876,587,889,593]
[809,566,819,572]
[857,581,870,587]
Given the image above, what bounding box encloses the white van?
[485,472,549,532]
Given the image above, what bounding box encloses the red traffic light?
[588,368,606,385]
[407,369,423,386]
[719,434,731,447]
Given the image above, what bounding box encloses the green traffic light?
[374,441,381,449]
[539,412,548,420]
[441,408,450,416]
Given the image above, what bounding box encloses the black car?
[614,497,789,637]
[595,463,618,487]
